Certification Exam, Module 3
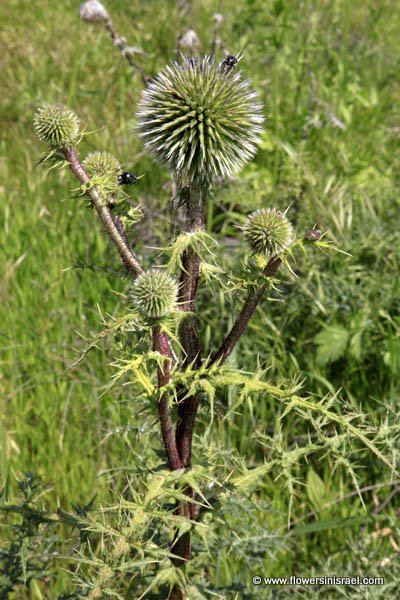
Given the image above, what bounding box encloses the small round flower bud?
[131,270,178,319]
[82,151,122,194]
[136,55,264,185]
[243,208,294,258]
[83,151,121,178]
[34,104,80,148]
[79,0,109,22]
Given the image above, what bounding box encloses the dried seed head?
[122,45,144,58]
[136,55,264,185]
[79,0,109,22]
[243,208,294,258]
[34,104,80,147]
[178,29,201,52]
[131,270,178,319]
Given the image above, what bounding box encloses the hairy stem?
[152,326,183,472]
[167,184,207,599]
[170,584,186,600]
[63,147,143,275]
[152,328,191,600]
[175,184,205,467]
[177,184,204,368]
[210,257,282,367]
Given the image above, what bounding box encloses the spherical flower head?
[136,55,264,185]
[83,151,121,177]
[131,270,178,319]
[34,104,80,148]
[243,208,294,258]
[79,0,109,22]
[83,151,121,193]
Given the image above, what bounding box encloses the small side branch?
[210,257,282,367]
[104,18,151,85]
[63,147,144,276]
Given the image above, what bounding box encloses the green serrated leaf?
[306,468,326,512]
[232,464,273,492]
[144,474,167,505]
[315,325,349,366]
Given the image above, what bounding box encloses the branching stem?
[63,147,144,276]
[176,184,205,468]
[210,257,282,367]
[152,326,183,472]
[103,17,150,85]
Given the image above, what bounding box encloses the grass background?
[0,0,399,597]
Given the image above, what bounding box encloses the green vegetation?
[0,0,399,598]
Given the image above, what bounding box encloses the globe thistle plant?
[34,104,80,148]
[131,270,178,319]
[243,208,294,259]
[32,49,327,599]
[136,55,264,185]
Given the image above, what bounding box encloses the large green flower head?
[243,208,294,259]
[131,270,178,319]
[136,55,264,185]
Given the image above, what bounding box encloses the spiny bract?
[243,208,294,258]
[34,104,80,148]
[131,270,178,319]
[136,55,264,184]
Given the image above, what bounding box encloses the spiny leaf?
[164,229,218,272]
